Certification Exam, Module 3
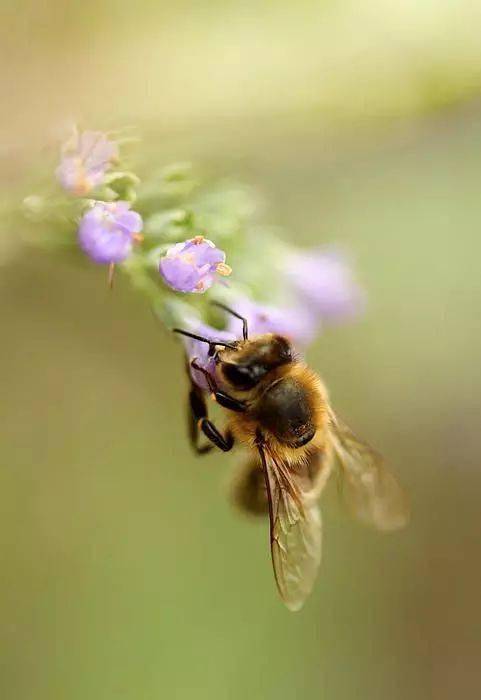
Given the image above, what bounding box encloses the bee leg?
[198,419,234,452]
[187,366,235,452]
[188,384,214,455]
[190,359,246,413]
[231,457,268,516]
[188,379,235,453]
[213,391,247,412]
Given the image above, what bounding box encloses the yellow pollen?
[216,262,232,277]
[192,235,205,244]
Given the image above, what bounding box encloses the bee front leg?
[190,359,246,413]
[188,373,235,453]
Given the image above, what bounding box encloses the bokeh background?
[1,2,481,699]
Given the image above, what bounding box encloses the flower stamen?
[216,262,232,277]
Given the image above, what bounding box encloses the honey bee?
[174,303,409,611]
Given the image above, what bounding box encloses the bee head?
[217,334,293,391]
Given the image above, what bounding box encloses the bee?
[174,303,409,611]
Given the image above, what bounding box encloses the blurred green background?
[1,2,481,699]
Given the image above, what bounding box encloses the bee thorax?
[253,376,315,448]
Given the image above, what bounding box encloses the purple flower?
[159,236,231,293]
[283,248,365,323]
[225,296,317,347]
[78,201,143,264]
[181,319,236,390]
[56,129,119,196]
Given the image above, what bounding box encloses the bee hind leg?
[231,457,268,516]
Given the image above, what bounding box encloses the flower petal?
[159,237,229,294]
[77,201,142,264]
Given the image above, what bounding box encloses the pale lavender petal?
[77,201,142,264]
[159,257,202,292]
[284,248,365,323]
[55,158,83,193]
[226,296,317,347]
[191,240,225,266]
[116,210,143,233]
[85,168,107,189]
[110,201,131,215]
[80,131,119,170]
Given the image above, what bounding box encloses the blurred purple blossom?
[78,201,143,264]
[56,130,119,196]
[283,248,365,323]
[180,319,236,390]
[159,236,231,293]
[225,296,317,347]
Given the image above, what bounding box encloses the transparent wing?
[230,450,328,518]
[328,410,410,531]
[257,443,322,612]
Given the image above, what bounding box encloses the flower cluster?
[27,126,365,389]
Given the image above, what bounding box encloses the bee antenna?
[210,301,248,340]
[172,328,238,353]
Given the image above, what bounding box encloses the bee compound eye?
[222,362,258,390]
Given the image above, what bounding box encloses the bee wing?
[230,449,329,518]
[257,442,322,612]
[328,410,410,531]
